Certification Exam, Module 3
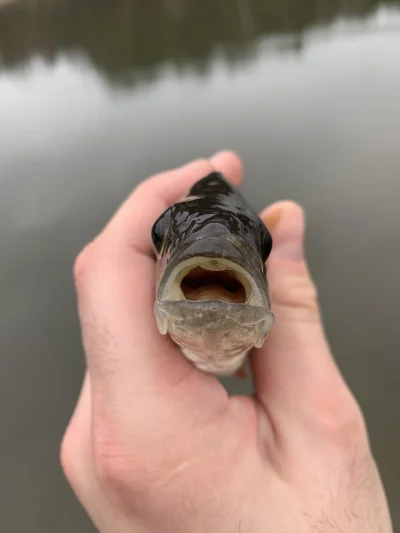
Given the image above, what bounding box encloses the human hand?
[61,151,393,533]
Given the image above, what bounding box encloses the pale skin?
[61,151,393,533]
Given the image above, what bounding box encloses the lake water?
[1,1,400,531]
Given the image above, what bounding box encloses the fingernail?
[270,202,305,262]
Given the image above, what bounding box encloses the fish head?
[151,197,274,376]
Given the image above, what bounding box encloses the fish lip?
[157,299,273,325]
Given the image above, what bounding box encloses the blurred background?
[1,0,399,531]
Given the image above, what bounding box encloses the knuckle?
[274,270,320,322]
[93,440,135,492]
[73,239,99,287]
[290,279,319,312]
[92,425,167,494]
[192,157,211,169]
[94,453,122,489]
[317,391,368,448]
[92,423,134,490]
[59,427,79,487]
[133,177,152,198]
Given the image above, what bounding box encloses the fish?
[151,171,275,377]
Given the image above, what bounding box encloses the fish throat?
[180,266,247,303]
[162,257,254,306]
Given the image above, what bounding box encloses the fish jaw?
[155,299,274,376]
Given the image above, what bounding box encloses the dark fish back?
[152,171,273,264]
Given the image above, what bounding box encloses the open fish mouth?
[179,262,250,304]
[155,256,274,341]
[158,256,260,307]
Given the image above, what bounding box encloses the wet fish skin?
[151,171,275,376]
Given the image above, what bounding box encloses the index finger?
[74,152,243,416]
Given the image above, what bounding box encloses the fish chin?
[155,256,274,375]
[180,345,250,376]
[156,299,274,375]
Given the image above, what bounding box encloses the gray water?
[1,1,400,531]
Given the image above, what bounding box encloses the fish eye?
[260,227,273,262]
[151,207,172,255]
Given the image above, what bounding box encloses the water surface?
[1,1,400,531]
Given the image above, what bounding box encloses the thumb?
[263,201,321,326]
[251,201,349,418]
